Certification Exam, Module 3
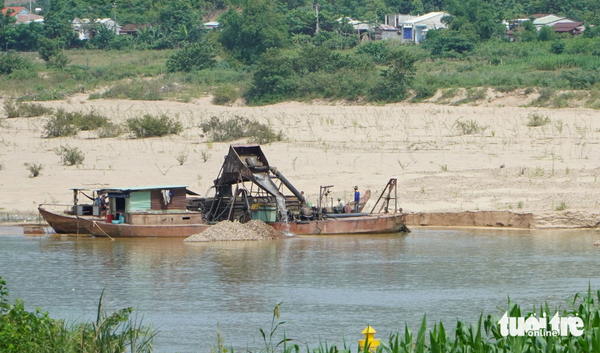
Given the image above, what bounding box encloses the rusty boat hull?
[79,213,405,238]
[270,213,406,235]
[80,218,211,238]
[38,207,101,234]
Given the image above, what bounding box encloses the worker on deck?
[354,186,360,213]
[335,198,345,213]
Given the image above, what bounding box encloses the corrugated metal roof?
[352,23,371,30]
[553,21,583,31]
[533,15,566,25]
[101,185,189,193]
[379,24,397,31]
[404,12,447,24]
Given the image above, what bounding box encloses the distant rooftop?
[403,12,447,24]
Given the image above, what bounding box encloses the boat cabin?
[100,185,203,225]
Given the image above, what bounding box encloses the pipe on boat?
[269,166,305,205]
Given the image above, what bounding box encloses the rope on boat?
[92,220,115,241]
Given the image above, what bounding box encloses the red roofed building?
[1,6,43,24]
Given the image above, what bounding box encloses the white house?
[72,17,120,40]
[387,12,449,43]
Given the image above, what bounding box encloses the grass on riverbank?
[0,277,154,353]
[240,288,600,353]
[2,37,600,107]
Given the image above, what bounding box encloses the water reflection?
[1,228,600,352]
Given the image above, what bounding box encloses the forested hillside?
[1,0,600,106]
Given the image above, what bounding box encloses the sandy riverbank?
[1,94,600,229]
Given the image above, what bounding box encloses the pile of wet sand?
[184,220,293,242]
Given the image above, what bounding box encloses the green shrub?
[46,51,71,70]
[454,119,484,135]
[70,109,109,131]
[555,200,568,211]
[355,41,390,63]
[537,26,556,41]
[200,115,284,144]
[246,48,297,105]
[550,41,565,54]
[19,89,73,102]
[526,113,551,127]
[561,69,600,89]
[212,85,239,105]
[370,49,416,102]
[3,100,19,118]
[0,277,154,353]
[24,162,43,177]
[126,114,183,138]
[99,82,164,101]
[42,109,114,137]
[0,52,31,75]
[423,31,475,57]
[454,88,487,105]
[531,87,555,106]
[96,122,123,138]
[411,85,437,102]
[43,115,78,138]
[440,88,459,100]
[56,146,85,166]
[4,100,54,118]
[37,37,60,62]
[166,42,216,72]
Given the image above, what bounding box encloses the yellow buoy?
[358,326,380,351]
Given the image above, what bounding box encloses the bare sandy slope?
[1,94,600,227]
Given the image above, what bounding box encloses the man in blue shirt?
[354,186,360,213]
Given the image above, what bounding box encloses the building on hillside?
[532,14,570,28]
[552,21,585,35]
[374,24,400,40]
[385,14,417,28]
[2,6,43,24]
[119,23,148,35]
[390,12,449,43]
[72,17,120,40]
[72,18,93,40]
[505,14,586,39]
[532,14,585,36]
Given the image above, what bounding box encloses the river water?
[1,227,600,352]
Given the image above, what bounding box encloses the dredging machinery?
[187,144,407,234]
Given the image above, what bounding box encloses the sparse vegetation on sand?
[56,146,85,166]
[526,113,551,127]
[24,162,43,177]
[4,100,53,118]
[43,109,114,138]
[126,114,183,138]
[200,115,284,144]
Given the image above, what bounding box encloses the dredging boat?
[78,185,208,238]
[38,188,106,234]
[41,144,407,237]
